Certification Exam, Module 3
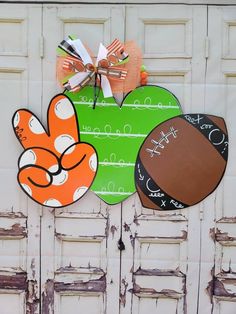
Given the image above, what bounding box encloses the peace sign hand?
[12,94,97,208]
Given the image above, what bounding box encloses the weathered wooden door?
[40,4,207,314]
[1,3,236,314]
[121,5,206,314]
[198,6,236,314]
[0,4,42,314]
[41,5,125,313]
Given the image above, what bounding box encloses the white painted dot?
[54,134,75,154]
[43,198,62,207]
[73,186,88,201]
[46,166,68,186]
[19,149,37,168]
[89,153,97,172]
[54,98,74,120]
[13,112,20,128]
[47,164,59,174]
[21,183,32,196]
[29,116,45,135]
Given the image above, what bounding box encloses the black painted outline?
[134,113,229,211]
[12,93,98,209]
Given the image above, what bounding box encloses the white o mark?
[89,153,97,172]
[21,183,32,196]
[146,178,161,193]
[46,166,68,186]
[43,198,62,207]
[144,97,152,105]
[73,186,88,201]
[13,112,20,127]
[208,129,225,145]
[54,98,74,120]
[54,134,75,154]
[29,116,45,135]
[19,149,37,168]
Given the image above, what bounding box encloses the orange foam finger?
[60,143,98,204]
[18,166,66,207]
[60,142,97,171]
[47,94,79,156]
[12,110,49,150]
[18,147,59,173]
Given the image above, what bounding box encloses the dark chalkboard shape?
[135,114,228,210]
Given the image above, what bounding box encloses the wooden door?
[41,5,125,313]
[121,5,207,314]
[0,4,42,314]
[198,6,236,314]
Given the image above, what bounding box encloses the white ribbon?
[70,40,113,98]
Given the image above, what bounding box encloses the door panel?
[199,6,236,314]
[0,4,42,314]
[126,5,207,114]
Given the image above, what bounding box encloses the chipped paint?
[214,278,236,298]
[133,213,140,226]
[134,268,185,277]
[0,223,27,238]
[30,259,36,280]
[0,270,27,290]
[120,278,128,307]
[110,225,117,238]
[209,228,215,241]
[105,214,110,238]
[42,279,54,314]
[217,217,236,223]
[123,223,131,232]
[26,280,39,314]
[215,228,236,242]
[54,274,106,293]
[129,282,183,299]
[55,265,104,275]
[136,230,188,242]
[0,212,26,218]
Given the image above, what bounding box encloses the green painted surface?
[65,85,182,204]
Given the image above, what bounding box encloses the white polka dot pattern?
[29,116,45,134]
[89,153,97,172]
[73,186,88,201]
[54,134,75,154]
[54,98,74,120]
[19,149,37,168]
[21,183,32,196]
[13,112,20,128]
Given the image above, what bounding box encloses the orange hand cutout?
[12,94,97,208]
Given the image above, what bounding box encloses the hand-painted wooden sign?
[66,85,182,205]
[12,94,97,208]
[135,114,228,210]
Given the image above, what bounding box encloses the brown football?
[135,114,228,210]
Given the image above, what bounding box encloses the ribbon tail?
[70,38,93,65]
[64,72,93,92]
[101,75,113,98]
[96,43,108,66]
